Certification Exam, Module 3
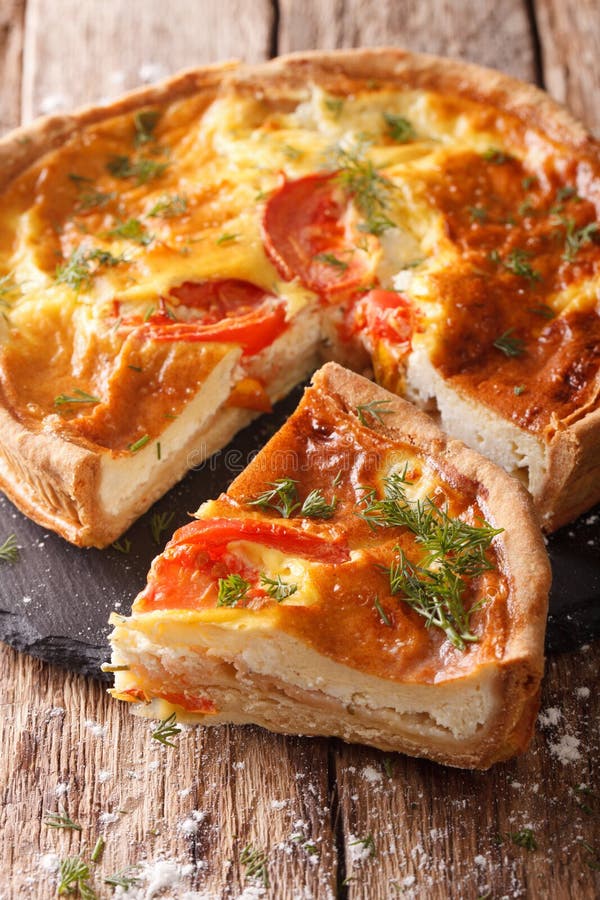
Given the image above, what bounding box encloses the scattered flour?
[39,852,60,873]
[139,63,169,84]
[97,770,112,784]
[549,734,582,764]
[576,686,590,699]
[85,719,108,738]
[474,855,487,867]
[538,707,562,728]
[48,707,65,718]
[270,799,288,810]
[178,811,206,836]
[54,782,69,797]
[360,765,383,785]
[99,811,120,826]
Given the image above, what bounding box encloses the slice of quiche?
[108,363,550,769]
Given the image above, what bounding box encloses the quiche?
[108,363,551,769]
[0,49,599,546]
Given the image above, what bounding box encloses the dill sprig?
[44,805,82,831]
[300,489,337,519]
[0,274,18,305]
[90,836,105,864]
[128,434,150,453]
[148,193,188,218]
[482,147,512,164]
[356,399,394,428]
[503,247,541,281]
[107,218,153,245]
[332,142,396,236]
[56,247,125,291]
[111,538,131,554]
[314,252,349,271]
[260,574,298,601]
[493,328,526,358]
[562,219,599,261]
[57,856,96,897]
[350,833,377,858]
[151,711,181,747]
[240,845,269,887]
[248,479,336,519]
[134,109,160,147]
[150,511,174,545]
[106,154,168,185]
[508,828,538,851]
[359,471,502,649]
[104,867,141,888]
[383,112,415,143]
[0,534,19,563]
[374,595,392,626]
[54,389,100,407]
[217,573,250,607]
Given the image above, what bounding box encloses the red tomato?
[138,518,349,611]
[352,289,413,346]
[262,173,378,299]
[140,280,288,356]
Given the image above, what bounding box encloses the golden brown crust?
[0,49,598,544]
[110,362,550,767]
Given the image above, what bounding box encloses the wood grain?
[278,0,536,82]
[2,1,600,898]
[535,0,600,134]
[20,0,274,122]
[0,0,26,133]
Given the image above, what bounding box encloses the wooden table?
[2,1,599,897]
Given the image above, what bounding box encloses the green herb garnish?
[469,206,488,223]
[260,574,298,601]
[325,97,344,117]
[333,142,395,236]
[493,328,525,358]
[107,218,153,245]
[44,806,82,831]
[527,303,555,319]
[356,399,393,427]
[151,711,181,747]
[350,833,377,858]
[216,232,239,245]
[128,434,150,453]
[383,112,415,143]
[514,385,526,396]
[150,511,174,544]
[56,247,125,290]
[248,479,336,519]
[106,154,168,184]
[134,109,160,146]
[91,836,105,864]
[360,471,502,650]
[282,144,302,160]
[374,595,392,626]
[217,573,250,608]
[111,538,131,554]
[503,247,541,281]
[240,845,269,887]
[482,147,512,164]
[57,856,96,897]
[104,867,141,889]
[0,534,18,563]
[315,252,349,271]
[300,489,337,519]
[508,828,537,851]
[562,219,599,261]
[54,389,100,407]
[147,193,188,218]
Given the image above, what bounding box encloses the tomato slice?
[138,280,288,356]
[262,173,379,299]
[351,289,413,346]
[138,518,349,612]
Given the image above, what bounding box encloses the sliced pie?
[0,50,599,546]
[108,363,550,768]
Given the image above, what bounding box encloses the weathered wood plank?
[278,0,536,82]
[535,0,600,134]
[0,0,26,133]
[20,0,273,122]
[1,643,338,898]
[335,642,600,899]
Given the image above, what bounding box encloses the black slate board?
[0,383,599,678]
